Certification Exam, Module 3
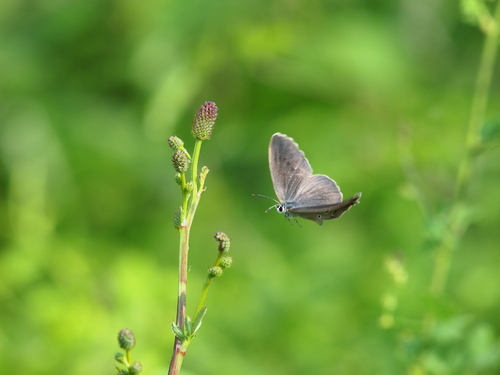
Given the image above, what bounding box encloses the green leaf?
[192,307,208,336]
[185,315,193,336]
[171,322,187,341]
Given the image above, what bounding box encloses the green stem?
[169,139,205,375]
[194,252,223,317]
[429,207,461,296]
[190,140,203,198]
[195,281,211,319]
[125,349,131,366]
[186,140,204,227]
[430,2,500,297]
[180,173,188,215]
[455,3,500,202]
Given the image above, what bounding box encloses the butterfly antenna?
[252,193,280,213]
[252,193,279,203]
[264,204,279,213]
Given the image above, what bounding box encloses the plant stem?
[430,2,500,297]
[125,349,131,366]
[168,223,191,375]
[194,252,223,317]
[168,139,205,375]
[455,3,500,202]
[429,207,462,296]
[168,338,189,375]
[191,140,203,196]
[186,140,204,229]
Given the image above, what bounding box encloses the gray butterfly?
[256,133,361,225]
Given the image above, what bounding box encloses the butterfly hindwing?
[292,193,362,225]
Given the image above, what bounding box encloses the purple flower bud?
[192,102,218,141]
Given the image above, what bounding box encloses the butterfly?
[255,133,361,225]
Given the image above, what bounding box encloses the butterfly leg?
[285,212,301,227]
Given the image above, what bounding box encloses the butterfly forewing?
[269,133,313,203]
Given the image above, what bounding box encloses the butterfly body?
[268,133,361,225]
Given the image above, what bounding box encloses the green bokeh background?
[1,1,500,374]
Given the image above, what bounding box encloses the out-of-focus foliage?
[1,1,500,374]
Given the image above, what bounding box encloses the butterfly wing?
[269,133,313,203]
[288,174,343,209]
[291,192,362,224]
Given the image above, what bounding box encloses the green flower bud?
[192,102,218,141]
[214,232,230,253]
[168,136,184,151]
[175,173,182,185]
[130,362,143,374]
[199,166,209,184]
[219,256,233,269]
[173,208,182,229]
[185,181,194,192]
[117,328,135,350]
[208,266,223,278]
[172,150,190,173]
[114,352,126,365]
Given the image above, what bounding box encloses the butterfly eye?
[317,214,322,219]
[277,205,286,213]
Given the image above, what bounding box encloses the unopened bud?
[175,173,182,185]
[168,136,184,151]
[173,208,182,229]
[214,232,230,253]
[220,256,233,269]
[172,150,190,173]
[117,328,135,350]
[114,352,126,365]
[208,266,223,278]
[130,361,142,374]
[192,102,218,141]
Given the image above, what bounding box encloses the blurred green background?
[2,0,500,374]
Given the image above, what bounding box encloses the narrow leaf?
[171,322,186,340]
[192,307,208,336]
